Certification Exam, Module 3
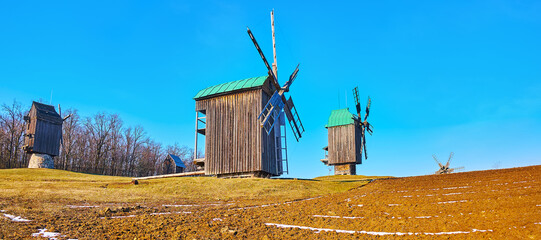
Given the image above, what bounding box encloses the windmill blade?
[364,96,371,121]
[353,87,361,117]
[247,27,281,90]
[365,122,373,135]
[433,154,443,168]
[283,96,304,141]
[63,114,72,121]
[451,166,465,172]
[446,152,454,168]
[258,91,285,134]
[282,64,299,91]
[362,134,367,159]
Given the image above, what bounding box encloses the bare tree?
[0,100,26,168]
[0,100,197,177]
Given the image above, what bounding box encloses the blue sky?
[1,1,540,178]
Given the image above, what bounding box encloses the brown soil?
[1,165,540,239]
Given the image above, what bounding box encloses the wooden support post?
[271,10,278,78]
[194,111,198,161]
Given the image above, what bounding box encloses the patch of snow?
[31,229,61,238]
[402,195,412,198]
[163,203,232,207]
[425,194,434,197]
[0,210,5,212]
[397,190,408,193]
[437,200,468,204]
[312,215,364,219]
[3,213,31,222]
[388,204,400,206]
[213,218,223,221]
[442,192,463,196]
[230,196,322,210]
[415,216,432,219]
[162,204,199,207]
[67,205,99,208]
[536,205,541,207]
[356,204,363,207]
[472,229,493,232]
[100,215,137,219]
[266,223,493,236]
[443,187,458,190]
[424,231,470,235]
[534,222,540,225]
[150,211,191,215]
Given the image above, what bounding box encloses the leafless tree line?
[0,100,198,177]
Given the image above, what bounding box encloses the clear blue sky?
[1,1,540,178]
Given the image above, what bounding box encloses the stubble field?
[0,165,539,239]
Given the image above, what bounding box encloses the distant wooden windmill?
[433,152,464,174]
[23,101,71,168]
[321,87,372,175]
[193,10,304,178]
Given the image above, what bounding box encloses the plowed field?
[1,165,540,239]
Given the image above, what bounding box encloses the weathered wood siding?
[327,124,361,165]
[195,88,279,176]
[24,105,62,156]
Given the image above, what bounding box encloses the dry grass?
[0,168,374,206]
[313,174,392,181]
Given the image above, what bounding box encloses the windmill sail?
[247,28,281,90]
[259,91,285,134]
[284,96,304,141]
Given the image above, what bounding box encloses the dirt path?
[1,165,540,239]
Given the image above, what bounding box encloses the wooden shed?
[193,76,286,178]
[163,153,186,174]
[321,108,362,175]
[23,101,63,157]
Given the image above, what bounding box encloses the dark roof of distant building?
[31,101,63,124]
[168,154,186,168]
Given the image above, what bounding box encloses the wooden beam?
[133,171,205,180]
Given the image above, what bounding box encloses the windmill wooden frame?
[193,11,304,178]
[321,87,372,175]
[23,101,64,157]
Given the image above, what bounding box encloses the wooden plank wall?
[33,120,62,156]
[196,89,279,176]
[327,124,361,165]
[24,105,62,156]
[24,106,37,150]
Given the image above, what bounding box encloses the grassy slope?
[0,169,380,206]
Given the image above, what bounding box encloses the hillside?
[1,166,540,239]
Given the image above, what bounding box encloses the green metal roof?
[325,108,355,128]
[194,76,268,100]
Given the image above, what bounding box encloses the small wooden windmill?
[321,87,372,175]
[433,152,464,174]
[23,101,71,168]
[193,10,304,178]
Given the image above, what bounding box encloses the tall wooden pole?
[271,10,277,78]
[194,111,198,162]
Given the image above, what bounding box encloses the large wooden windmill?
[321,87,372,175]
[23,101,71,168]
[193,10,304,178]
